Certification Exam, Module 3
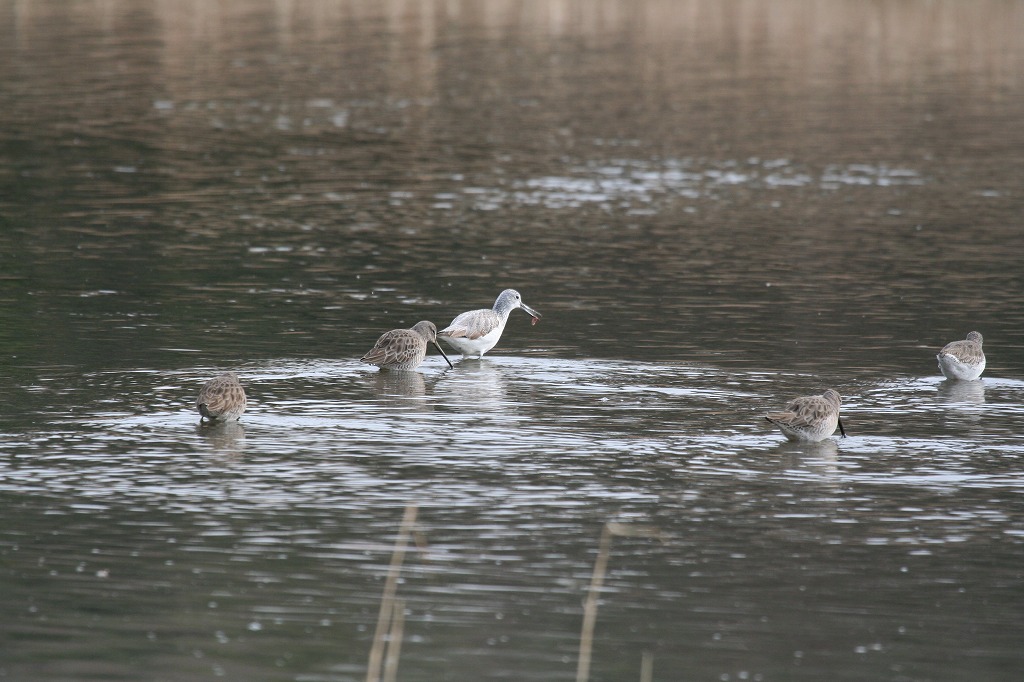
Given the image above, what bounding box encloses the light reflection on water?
[5,358,1023,678]
[3,0,1024,679]
[7,359,1024,505]
[6,361,1024,680]
[461,159,926,211]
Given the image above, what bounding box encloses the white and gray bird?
[937,331,985,381]
[438,289,541,358]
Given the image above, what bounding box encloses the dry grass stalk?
[640,650,654,682]
[366,504,418,682]
[382,598,406,682]
[576,522,663,682]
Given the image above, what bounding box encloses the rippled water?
[5,357,1024,680]
[2,0,1024,680]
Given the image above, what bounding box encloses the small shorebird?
[197,372,247,422]
[937,331,985,381]
[438,289,541,358]
[361,320,454,370]
[765,389,846,442]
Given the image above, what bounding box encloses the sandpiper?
[937,331,985,381]
[361,320,454,370]
[197,372,247,422]
[438,289,541,358]
[765,389,846,442]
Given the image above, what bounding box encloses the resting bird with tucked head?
[765,389,846,443]
[937,331,985,381]
[197,372,247,422]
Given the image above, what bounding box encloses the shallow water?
[5,358,1024,680]
[2,1,1024,680]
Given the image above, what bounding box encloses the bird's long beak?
[433,341,454,369]
[838,418,847,438]
[520,302,541,320]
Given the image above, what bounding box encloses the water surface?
[1,1,1024,680]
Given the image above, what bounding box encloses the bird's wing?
[198,380,246,414]
[362,329,420,365]
[941,340,983,363]
[790,397,830,427]
[766,397,821,427]
[440,310,500,340]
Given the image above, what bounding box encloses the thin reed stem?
[366,504,418,682]
[382,598,406,682]
[576,523,613,682]
[640,650,654,682]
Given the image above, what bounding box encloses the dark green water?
[2,1,1024,680]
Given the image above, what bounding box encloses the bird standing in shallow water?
[197,372,247,422]
[765,389,846,442]
[937,331,985,381]
[361,320,453,370]
[438,289,541,359]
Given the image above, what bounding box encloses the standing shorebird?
[197,372,247,422]
[438,289,541,359]
[361,320,454,371]
[937,331,986,381]
[765,389,846,442]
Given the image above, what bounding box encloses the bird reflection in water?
[368,369,429,409]
[196,420,246,458]
[937,379,985,428]
[770,438,840,480]
[431,360,509,409]
[937,379,985,406]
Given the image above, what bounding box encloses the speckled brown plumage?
[937,331,985,381]
[361,320,453,370]
[765,389,845,442]
[197,372,247,422]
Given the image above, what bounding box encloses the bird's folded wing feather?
[440,310,499,340]
[363,330,418,364]
[768,398,820,426]
[199,384,244,412]
[941,341,983,362]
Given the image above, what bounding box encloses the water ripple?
[459,158,925,211]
